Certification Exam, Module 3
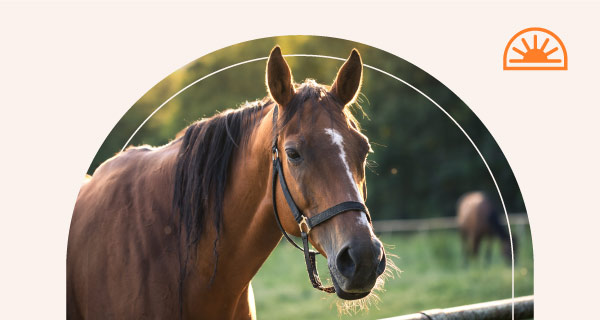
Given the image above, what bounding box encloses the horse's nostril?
[336,245,356,279]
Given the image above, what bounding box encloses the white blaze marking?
[324,128,373,233]
[324,128,361,200]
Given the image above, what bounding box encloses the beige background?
[1,1,599,318]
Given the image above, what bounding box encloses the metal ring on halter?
[299,216,311,234]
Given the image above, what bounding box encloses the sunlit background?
[89,36,532,319]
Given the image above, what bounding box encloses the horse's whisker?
[333,251,402,315]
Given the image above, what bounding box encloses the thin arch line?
[362,61,515,319]
[120,53,516,318]
[120,56,269,150]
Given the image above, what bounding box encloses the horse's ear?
[266,46,294,107]
[330,49,363,107]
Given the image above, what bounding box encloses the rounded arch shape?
[82,35,533,318]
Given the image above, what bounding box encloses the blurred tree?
[87,36,525,220]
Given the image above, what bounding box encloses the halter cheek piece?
[270,105,371,293]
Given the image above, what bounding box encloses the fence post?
[381,295,533,320]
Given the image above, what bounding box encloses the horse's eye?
[285,148,301,162]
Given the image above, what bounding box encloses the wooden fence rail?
[373,214,529,233]
[380,295,534,320]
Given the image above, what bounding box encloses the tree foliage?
[89,36,525,219]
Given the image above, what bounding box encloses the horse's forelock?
[279,80,363,133]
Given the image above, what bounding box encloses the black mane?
[172,80,357,248]
[173,99,266,247]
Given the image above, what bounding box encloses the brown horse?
[67,47,390,319]
[456,191,516,264]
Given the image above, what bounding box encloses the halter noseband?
[270,105,370,293]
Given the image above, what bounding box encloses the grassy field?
[252,224,533,319]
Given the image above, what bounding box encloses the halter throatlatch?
[270,105,370,293]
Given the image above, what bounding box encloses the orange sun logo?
[503,27,567,70]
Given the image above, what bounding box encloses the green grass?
[252,224,533,319]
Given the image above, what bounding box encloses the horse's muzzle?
[328,238,386,300]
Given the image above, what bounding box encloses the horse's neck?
[187,105,283,309]
[219,104,283,270]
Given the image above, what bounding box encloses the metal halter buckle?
[299,216,311,234]
[272,148,279,160]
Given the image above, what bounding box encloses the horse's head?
[266,47,387,300]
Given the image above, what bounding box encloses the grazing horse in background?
[67,47,390,319]
[456,191,516,264]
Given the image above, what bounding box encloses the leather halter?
[270,105,370,293]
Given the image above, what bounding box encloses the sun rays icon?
[510,35,561,63]
[503,27,567,70]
